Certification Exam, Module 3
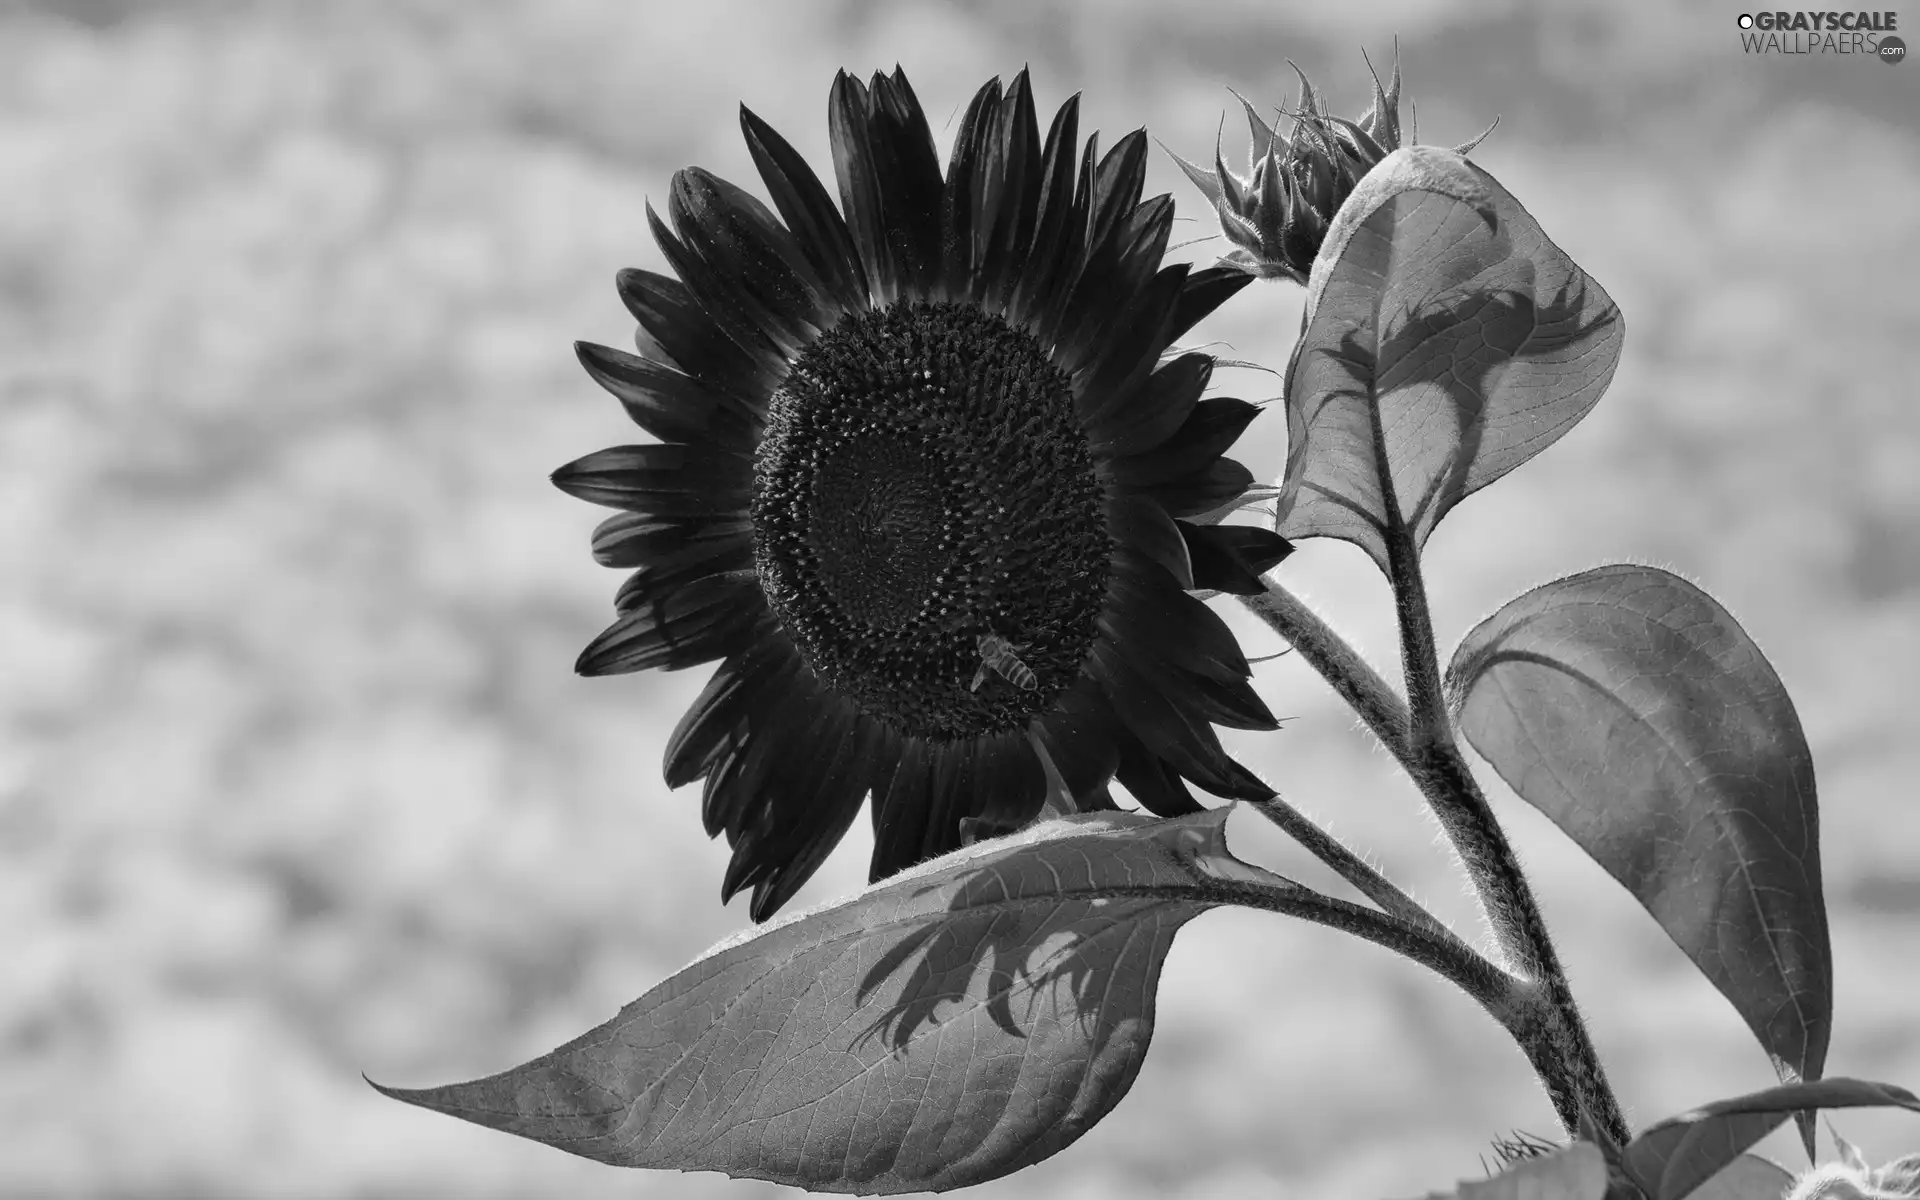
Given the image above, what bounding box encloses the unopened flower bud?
[1169,47,1497,283]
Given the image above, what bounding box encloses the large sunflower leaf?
[1446,565,1831,1144]
[1273,145,1621,573]
[1400,1142,1609,1200]
[1621,1078,1920,1200]
[371,808,1283,1194]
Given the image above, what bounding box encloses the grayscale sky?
[2,2,1916,1196]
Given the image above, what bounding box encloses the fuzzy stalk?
[1240,568,1628,1144]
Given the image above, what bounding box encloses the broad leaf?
[371,808,1285,1194]
[1273,144,1622,573]
[1403,1142,1609,1200]
[1447,565,1830,1115]
[1622,1078,1920,1200]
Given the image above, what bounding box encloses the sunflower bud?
[1169,48,1496,284]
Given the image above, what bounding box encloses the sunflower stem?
[1379,524,1628,1146]
[1240,569,1628,1145]
[1247,795,1453,942]
[1238,581,1412,762]
[1196,874,1523,1032]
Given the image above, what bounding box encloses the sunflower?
[554,67,1293,921]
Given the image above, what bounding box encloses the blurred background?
[3,0,1916,1195]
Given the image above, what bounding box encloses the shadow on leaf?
[369,809,1262,1195]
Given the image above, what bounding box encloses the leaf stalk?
[1240,570,1629,1144]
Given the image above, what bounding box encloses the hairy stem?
[1382,524,1626,1144]
[1197,874,1523,1032]
[1247,795,1453,942]
[1239,582,1412,761]
[1239,568,1628,1144]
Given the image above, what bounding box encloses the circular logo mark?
[1880,35,1908,63]
[1737,12,1754,27]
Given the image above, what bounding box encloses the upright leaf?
[371,809,1285,1194]
[1622,1078,1920,1200]
[1273,145,1621,574]
[1447,566,1831,1125]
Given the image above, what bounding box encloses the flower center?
[751,301,1110,740]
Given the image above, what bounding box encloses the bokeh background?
[4,0,1917,1195]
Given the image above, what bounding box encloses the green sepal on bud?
[1167,46,1498,284]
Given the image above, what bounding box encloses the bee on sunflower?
[553,67,1293,921]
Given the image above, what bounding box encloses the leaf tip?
[364,1072,419,1105]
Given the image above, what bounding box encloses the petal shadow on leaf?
[856,849,1178,1053]
[1274,145,1623,574]
[369,809,1284,1196]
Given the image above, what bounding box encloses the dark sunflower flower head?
[1169,47,1497,284]
[555,66,1293,921]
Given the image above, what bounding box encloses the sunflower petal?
[1089,637,1271,800]
[1087,352,1212,458]
[1107,547,1259,684]
[550,444,751,516]
[977,69,1043,313]
[740,104,870,310]
[942,75,1005,304]
[704,689,805,856]
[589,511,753,570]
[867,68,946,293]
[828,71,891,301]
[1077,784,1119,811]
[829,69,944,305]
[1085,129,1150,255]
[1005,94,1083,332]
[1146,455,1255,518]
[958,730,1047,850]
[1071,259,1188,421]
[574,572,766,676]
[647,201,792,381]
[709,685,864,897]
[1099,551,1277,736]
[1103,493,1194,589]
[868,736,937,881]
[669,168,835,353]
[612,535,756,613]
[1179,523,1294,596]
[575,341,759,448]
[1108,398,1261,487]
[665,634,801,792]
[615,268,778,408]
[732,702,882,921]
[1156,658,1276,731]
[1114,739,1204,817]
[1051,196,1174,375]
[1031,676,1128,805]
[1167,265,1256,344]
